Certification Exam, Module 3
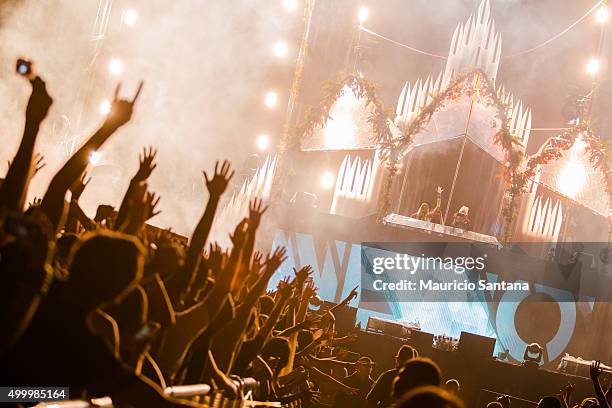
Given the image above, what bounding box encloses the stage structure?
[237,0,612,368]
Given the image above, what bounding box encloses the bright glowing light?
[264,91,278,108]
[557,138,587,199]
[273,41,288,58]
[283,0,298,12]
[99,100,111,115]
[586,58,600,75]
[89,151,103,165]
[325,117,356,149]
[123,9,138,26]
[109,58,124,76]
[596,5,609,23]
[323,86,359,149]
[321,171,335,189]
[257,134,270,151]
[358,7,369,23]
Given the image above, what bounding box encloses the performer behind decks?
[412,186,444,224]
[451,205,471,230]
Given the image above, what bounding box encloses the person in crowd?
[391,357,441,399]
[444,378,460,396]
[366,344,418,407]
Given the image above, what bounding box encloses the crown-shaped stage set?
[214,0,607,248]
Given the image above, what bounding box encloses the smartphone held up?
[16,58,34,79]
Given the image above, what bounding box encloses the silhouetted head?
[392,357,441,399]
[396,344,419,367]
[536,396,561,408]
[67,230,145,309]
[396,385,464,408]
[486,402,503,408]
[355,356,374,376]
[145,242,184,279]
[297,329,314,352]
[258,295,275,316]
[444,379,460,395]
[261,337,290,373]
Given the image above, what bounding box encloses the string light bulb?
[273,41,288,58]
[283,0,298,12]
[109,58,124,76]
[123,9,137,26]
[586,58,600,75]
[257,134,270,151]
[358,7,369,23]
[99,100,111,115]
[596,5,609,23]
[321,171,335,189]
[264,91,278,108]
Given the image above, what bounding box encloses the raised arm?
[210,247,287,373]
[590,360,610,408]
[115,147,157,230]
[0,76,52,211]
[41,82,143,232]
[181,161,233,301]
[65,172,91,233]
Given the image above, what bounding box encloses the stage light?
[283,0,298,12]
[558,159,587,199]
[123,9,138,26]
[557,137,587,199]
[596,5,609,23]
[325,117,356,149]
[257,133,270,151]
[321,171,335,189]
[586,58,600,75]
[265,91,278,108]
[323,85,358,149]
[89,150,102,165]
[273,41,288,58]
[109,58,124,76]
[99,100,111,115]
[358,7,369,23]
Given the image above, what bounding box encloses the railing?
[35,378,269,408]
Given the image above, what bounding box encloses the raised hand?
[591,360,604,379]
[251,251,264,271]
[26,76,53,125]
[208,242,224,274]
[347,285,359,302]
[133,146,157,182]
[28,197,42,208]
[203,160,234,198]
[294,265,313,286]
[277,276,293,297]
[248,197,268,228]
[104,81,143,129]
[266,246,288,272]
[32,153,45,176]
[229,218,248,246]
[302,279,317,300]
[70,171,91,201]
[144,191,161,221]
[436,186,443,195]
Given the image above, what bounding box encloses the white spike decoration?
[210,156,277,248]
[331,153,380,216]
[394,0,532,147]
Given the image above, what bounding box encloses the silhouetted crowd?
[1,72,611,408]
